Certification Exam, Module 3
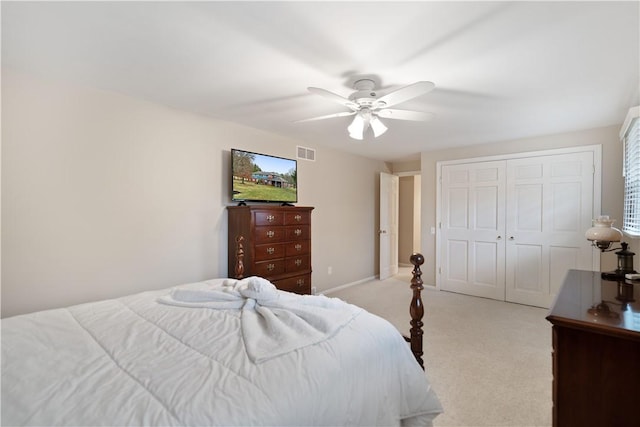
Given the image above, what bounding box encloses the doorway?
[398,174,421,266]
[379,171,421,280]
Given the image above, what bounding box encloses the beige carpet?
[327,269,552,427]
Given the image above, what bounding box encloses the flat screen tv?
[231,149,297,204]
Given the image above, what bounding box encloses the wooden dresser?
[546,270,640,427]
[227,205,313,294]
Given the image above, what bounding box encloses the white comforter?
[2,279,442,426]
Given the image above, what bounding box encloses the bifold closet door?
[505,152,594,308]
[440,150,595,308]
[440,161,506,300]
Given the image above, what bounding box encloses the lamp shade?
[348,109,388,140]
[347,114,365,140]
[370,117,388,137]
[585,216,623,243]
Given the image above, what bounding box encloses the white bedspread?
[1,279,442,426]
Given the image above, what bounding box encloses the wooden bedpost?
[409,253,425,370]
[235,235,245,279]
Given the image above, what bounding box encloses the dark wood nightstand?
[546,270,640,427]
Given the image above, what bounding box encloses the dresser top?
[227,205,314,211]
[547,270,640,339]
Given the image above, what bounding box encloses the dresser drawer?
[285,225,310,240]
[284,211,310,225]
[274,274,311,295]
[285,254,311,273]
[254,211,284,226]
[254,226,286,244]
[254,243,285,261]
[285,240,310,256]
[254,259,286,277]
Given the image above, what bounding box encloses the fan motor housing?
[350,91,378,104]
[349,78,383,107]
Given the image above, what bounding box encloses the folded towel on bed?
[157,277,362,363]
[161,277,278,309]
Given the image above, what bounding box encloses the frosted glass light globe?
[585,216,623,249]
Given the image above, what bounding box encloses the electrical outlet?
[328,266,333,275]
[311,286,317,295]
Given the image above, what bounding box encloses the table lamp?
[585,216,636,281]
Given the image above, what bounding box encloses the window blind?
[622,107,640,237]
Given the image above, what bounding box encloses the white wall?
[1,70,387,317]
[420,125,625,286]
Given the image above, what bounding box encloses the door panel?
[476,187,499,229]
[441,161,506,300]
[447,240,468,282]
[475,241,498,285]
[514,184,543,231]
[513,244,543,292]
[448,188,469,228]
[549,246,580,295]
[505,151,594,307]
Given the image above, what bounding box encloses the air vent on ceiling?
[297,146,316,161]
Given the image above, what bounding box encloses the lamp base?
[601,269,637,282]
[600,243,636,282]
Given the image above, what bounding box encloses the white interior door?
[439,148,597,309]
[440,161,506,300]
[380,172,399,280]
[505,151,594,307]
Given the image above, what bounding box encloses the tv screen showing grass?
[232,149,297,203]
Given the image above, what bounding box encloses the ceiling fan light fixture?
[347,114,365,140]
[348,130,364,140]
[302,77,435,141]
[370,116,388,138]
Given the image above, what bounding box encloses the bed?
[1,253,442,426]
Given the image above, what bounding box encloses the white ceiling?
[2,1,639,162]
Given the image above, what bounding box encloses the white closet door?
[505,151,594,308]
[441,161,506,300]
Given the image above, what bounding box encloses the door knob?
[509,236,515,240]
[497,236,502,240]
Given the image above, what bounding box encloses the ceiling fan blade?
[307,87,359,109]
[295,111,356,123]
[376,81,435,108]
[377,109,435,121]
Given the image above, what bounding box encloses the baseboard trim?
[322,275,378,295]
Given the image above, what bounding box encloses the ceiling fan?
[297,78,435,140]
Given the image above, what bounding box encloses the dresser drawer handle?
[294,259,302,266]
[294,214,302,222]
[294,244,302,251]
[296,278,305,286]
[266,230,275,238]
[267,247,275,255]
[266,215,275,223]
[267,263,275,271]
[294,229,302,236]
